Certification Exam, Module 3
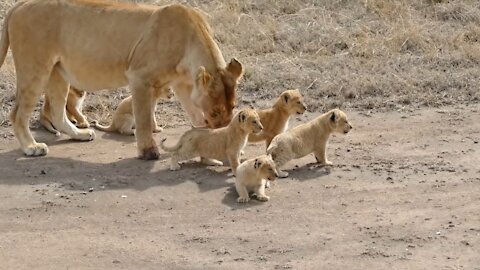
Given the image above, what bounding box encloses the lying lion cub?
[248,89,307,148]
[40,86,88,136]
[92,87,174,135]
[160,108,263,174]
[235,154,278,203]
[267,108,353,178]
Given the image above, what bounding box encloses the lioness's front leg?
[130,77,159,160]
[46,69,95,142]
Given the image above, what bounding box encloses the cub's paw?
[153,126,163,133]
[23,143,49,156]
[201,157,223,166]
[278,170,289,178]
[73,129,95,141]
[256,195,270,202]
[76,121,90,128]
[170,163,181,171]
[265,181,271,189]
[237,197,250,203]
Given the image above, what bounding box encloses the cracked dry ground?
[0,105,479,269]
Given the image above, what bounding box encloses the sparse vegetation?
[0,0,479,127]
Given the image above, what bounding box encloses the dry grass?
[1,0,479,127]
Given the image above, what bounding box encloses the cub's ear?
[226,58,243,82]
[330,111,337,122]
[283,92,290,103]
[238,111,246,122]
[196,66,213,92]
[254,159,262,169]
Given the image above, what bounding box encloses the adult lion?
[0,0,243,160]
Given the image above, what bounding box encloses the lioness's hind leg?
[46,68,95,141]
[10,72,50,156]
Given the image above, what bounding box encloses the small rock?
[88,187,94,192]
[121,195,127,198]
[40,170,47,175]
[436,231,441,235]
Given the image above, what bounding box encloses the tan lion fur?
[92,87,173,135]
[0,0,243,159]
[40,86,88,136]
[267,109,353,178]
[248,89,306,148]
[235,154,278,203]
[160,108,263,174]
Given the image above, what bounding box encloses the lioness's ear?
[330,111,337,122]
[226,58,243,82]
[196,66,213,91]
[238,111,246,122]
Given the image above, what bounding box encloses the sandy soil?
[0,104,478,270]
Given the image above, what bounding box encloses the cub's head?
[278,89,307,115]
[193,59,244,128]
[328,109,353,134]
[155,87,174,100]
[235,108,263,134]
[253,155,278,181]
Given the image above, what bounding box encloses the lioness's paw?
[73,129,95,141]
[140,146,160,160]
[153,126,163,133]
[201,157,223,166]
[76,121,90,128]
[278,170,289,178]
[325,160,333,166]
[24,143,49,156]
[237,197,250,203]
[256,195,270,202]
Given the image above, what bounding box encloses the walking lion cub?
[160,108,263,174]
[267,108,353,177]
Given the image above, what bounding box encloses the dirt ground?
[0,104,478,269]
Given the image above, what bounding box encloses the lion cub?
[160,108,263,174]
[235,154,278,203]
[267,108,353,177]
[40,86,88,136]
[249,89,306,148]
[92,87,174,135]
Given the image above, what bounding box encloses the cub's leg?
[129,76,158,160]
[152,114,163,133]
[66,89,89,128]
[235,181,250,203]
[255,181,269,202]
[314,141,332,166]
[118,115,135,135]
[169,153,181,171]
[227,153,241,176]
[46,68,95,142]
[10,70,51,156]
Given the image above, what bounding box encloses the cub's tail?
[160,138,182,152]
[91,120,116,132]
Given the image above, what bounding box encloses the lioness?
[235,154,278,203]
[0,0,243,159]
[92,87,174,135]
[40,86,88,136]
[267,109,353,177]
[160,108,263,174]
[248,89,306,148]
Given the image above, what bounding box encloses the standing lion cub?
[235,154,278,203]
[267,108,353,177]
[248,89,307,148]
[92,87,174,135]
[160,108,263,174]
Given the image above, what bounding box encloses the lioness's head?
[328,109,353,134]
[235,108,263,134]
[279,89,307,115]
[194,59,243,128]
[254,155,278,181]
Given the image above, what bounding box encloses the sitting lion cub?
[267,108,353,177]
[235,154,278,203]
[160,108,263,174]
[249,89,307,148]
[92,87,174,135]
[40,86,88,136]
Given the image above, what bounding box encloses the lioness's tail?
[159,138,182,152]
[0,1,25,68]
[91,120,116,132]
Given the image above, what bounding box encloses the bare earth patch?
[0,105,479,269]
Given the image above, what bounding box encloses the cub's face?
[281,89,307,115]
[237,109,263,134]
[329,109,353,134]
[254,155,278,181]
